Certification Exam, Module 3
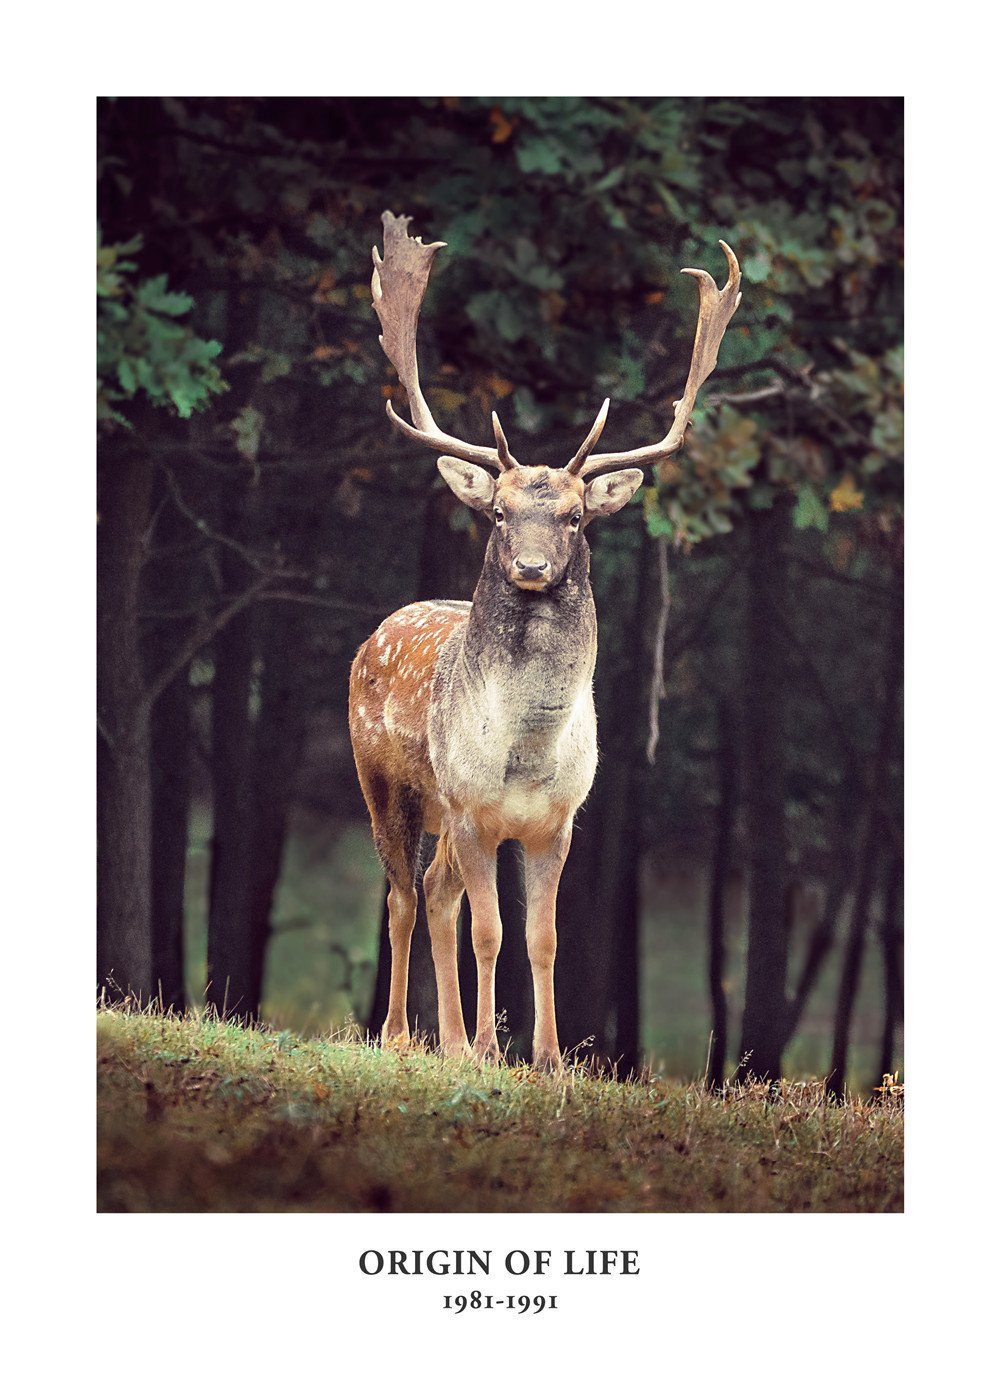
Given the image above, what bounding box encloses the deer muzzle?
[512,555,553,589]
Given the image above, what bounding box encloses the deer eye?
[569,512,582,528]
[494,508,505,526]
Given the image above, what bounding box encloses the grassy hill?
[97,1007,903,1213]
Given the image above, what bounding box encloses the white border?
[5,4,998,1389]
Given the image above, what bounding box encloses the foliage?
[97,1008,903,1212]
[98,97,902,540]
[97,231,226,423]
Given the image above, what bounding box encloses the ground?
[97,1008,903,1213]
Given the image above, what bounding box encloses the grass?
[97,1006,903,1213]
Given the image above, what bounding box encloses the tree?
[737,499,793,1081]
[828,585,903,1097]
[97,233,226,998]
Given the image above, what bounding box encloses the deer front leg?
[522,823,573,1072]
[451,825,502,1063]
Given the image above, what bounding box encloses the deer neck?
[460,535,597,750]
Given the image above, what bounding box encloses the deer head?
[371,211,741,590]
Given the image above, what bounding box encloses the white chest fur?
[429,639,598,829]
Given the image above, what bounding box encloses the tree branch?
[161,466,288,575]
[257,589,384,617]
[140,574,272,717]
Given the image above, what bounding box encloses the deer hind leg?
[522,823,573,1072]
[451,824,502,1063]
[363,770,423,1047]
[423,828,470,1058]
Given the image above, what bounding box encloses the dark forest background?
[97,97,902,1093]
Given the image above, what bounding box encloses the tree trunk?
[557,705,637,1062]
[706,696,738,1087]
[737,500,791,1083]
[579,759,633,1057]
[148,666,190,1010]
[205,555,257,1018]
[876,852,904,1083]
[828,609,903,1097]
[610,535,670,1075]
[827,871,878,1099]
[612,811,642,1076]
[144,472,195,1011]
[245,605,311,1015]
[97,452,154,998]
[203,589,313,1023]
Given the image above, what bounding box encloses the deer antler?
[571,241,742,477]
[372,211,520,472]
[565,397,610,475]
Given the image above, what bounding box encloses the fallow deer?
[350,211,741,1069]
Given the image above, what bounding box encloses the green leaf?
[592,166,625,193]
[742,250,772,283]
[793,482,829,532]
[516,138,563,176]
[495,299,523,343]
[261,351,293,384]
[137,274,194,316]
[616,353,645,401]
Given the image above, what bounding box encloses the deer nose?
[513,556,551,581]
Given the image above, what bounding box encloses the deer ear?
[584,469,644,518]
[437,456,496,513]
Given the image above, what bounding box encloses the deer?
[349,211,741,1070]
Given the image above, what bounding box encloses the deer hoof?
[380,1021,410,1051]
[472,1036,501,1065]
[533,1048,563,1074]
[440,1038,473,1060]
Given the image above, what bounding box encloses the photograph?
[96,95,903,1213]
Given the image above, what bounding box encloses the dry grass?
[97,1005,903,1213]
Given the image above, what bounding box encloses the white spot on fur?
[384,694,418,738]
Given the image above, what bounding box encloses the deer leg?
[383,881,417,1045]
[423,832,470,1057]
[451,825,502,1063]
[522,824,573,1072]
[364,777,423,1049]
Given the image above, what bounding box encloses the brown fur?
[349,600,469,837]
